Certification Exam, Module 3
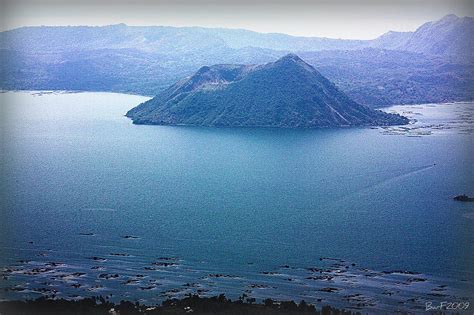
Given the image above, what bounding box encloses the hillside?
[370,14,473,59]
[299,48,474,106]
[126,54,408,128]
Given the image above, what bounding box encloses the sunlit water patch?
[381,102,474,136]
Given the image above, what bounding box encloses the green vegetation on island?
[126,54,408,128]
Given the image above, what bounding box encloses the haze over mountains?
[369,14,473,56]
[1,14,472,107]
[126,54,408,127]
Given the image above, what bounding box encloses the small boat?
[453,194,474,202]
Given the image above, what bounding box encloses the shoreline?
[0,89,154,98]
[2,89,473,108]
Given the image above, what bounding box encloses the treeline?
[0,294,360,315]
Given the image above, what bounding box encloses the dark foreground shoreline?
[0,295,361,315]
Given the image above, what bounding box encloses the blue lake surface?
[0,91,473,310]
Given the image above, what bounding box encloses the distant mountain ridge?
[1,15,472,56]
[126,54,408,128]
[1,15,472,106]
[369,14,474,57]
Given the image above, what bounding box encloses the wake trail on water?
[330,163,436,205]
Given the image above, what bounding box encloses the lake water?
[0,91,473,312]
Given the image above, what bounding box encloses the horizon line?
[2,14,471,41]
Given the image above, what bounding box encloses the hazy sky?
[1,0,473,39]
